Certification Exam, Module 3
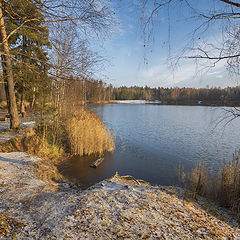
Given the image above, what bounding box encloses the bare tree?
[140,0,240,72]
[50,21,106,114]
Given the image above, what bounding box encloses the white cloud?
[135,56,233,88]
[216,74,223,79]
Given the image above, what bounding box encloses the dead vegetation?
[0,128,64,182]
[64,108,115,156]
[185,151,240,221]
[0,128,63,160]
[0,213,23,239]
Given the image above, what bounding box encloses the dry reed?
[64,108,115,156]
[187,151,240,220]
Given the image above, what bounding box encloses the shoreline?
[0,151,239,239]
[91,100,240,107]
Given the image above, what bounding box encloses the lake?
[58,103,240,188]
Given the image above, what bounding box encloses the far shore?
[90,99,240,107]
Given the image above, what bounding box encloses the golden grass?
[64,108,115,156]
[217,151,240,215]
[0,101,7,108]
[186,151,240,221]
[188,161,208,198]
[0,128,63,160]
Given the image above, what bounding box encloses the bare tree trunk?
[20,93,25,114]
[31,87,36,109]
[0,1,20,129]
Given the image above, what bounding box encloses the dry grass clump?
[0,213,23,238]
[188,161,209,198]
[64,108,115,156]
[0,101,7,108]
[0,128,63,161]
[217,152,240,215]
[187,151,240,221]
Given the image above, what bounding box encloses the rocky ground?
[0,152,240,239]
[0,118,35,142]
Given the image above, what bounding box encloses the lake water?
[58,103,240,188]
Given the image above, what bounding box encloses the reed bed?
[187,151,240,220]
[64,108,115,156]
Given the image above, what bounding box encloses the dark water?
[58,103,240,188]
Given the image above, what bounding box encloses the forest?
[0,0,117,157]
[111,85,240,106]
[0,0,116,129]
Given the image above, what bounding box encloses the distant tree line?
[57,76,113,109]
[0,76,113,105]
[2,71,240,107]
[111,86,240,106]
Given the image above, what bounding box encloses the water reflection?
[58,152,114,189]
[59,104,240,188]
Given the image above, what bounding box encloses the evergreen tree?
[0,0,20,128]
[5,0,51,111]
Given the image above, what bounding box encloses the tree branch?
[185,54,240,60]
[220,0,240,8]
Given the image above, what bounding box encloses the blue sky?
[98,0,239,88]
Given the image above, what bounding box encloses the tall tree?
[6,0,51,111]
[0,1,20,129]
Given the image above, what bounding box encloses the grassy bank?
[0,106,115,182]
[0,128,64,182]
[0,106,115,156]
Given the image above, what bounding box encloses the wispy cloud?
[135,56,231,88]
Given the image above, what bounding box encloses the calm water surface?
[58,104,240,188]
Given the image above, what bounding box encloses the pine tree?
[5,0,51,111]
[0,0,20,129]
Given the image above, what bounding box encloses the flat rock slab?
[0,152,239,239]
